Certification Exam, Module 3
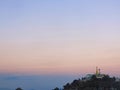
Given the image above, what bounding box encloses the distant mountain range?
[0,88,12,90]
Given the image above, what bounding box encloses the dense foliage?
[53,75,120,90]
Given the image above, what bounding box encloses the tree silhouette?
[53,87,59,90]
[62,74,120,90]
[16,87,23,90]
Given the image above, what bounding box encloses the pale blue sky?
[0,0,120,42]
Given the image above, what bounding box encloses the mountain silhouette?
[53,68,120,90]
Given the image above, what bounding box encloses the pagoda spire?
[96,67,99,75]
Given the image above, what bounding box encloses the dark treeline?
[53,75,120,90]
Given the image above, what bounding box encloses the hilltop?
[53,67,120,90]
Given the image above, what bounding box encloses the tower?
[96,67,99,75]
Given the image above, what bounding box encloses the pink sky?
[0,0,120,76]
[0,39,120,76]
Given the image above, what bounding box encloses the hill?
[53,75,120,90]
[53,67,120,90]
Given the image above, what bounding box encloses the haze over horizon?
[0,0,120,89]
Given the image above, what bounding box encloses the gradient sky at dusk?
[0,0,120,76]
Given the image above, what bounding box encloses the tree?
[63,83,70,90]
[16,87,23,90]
[53,87,59,90]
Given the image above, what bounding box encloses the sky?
[0,0,120,89]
